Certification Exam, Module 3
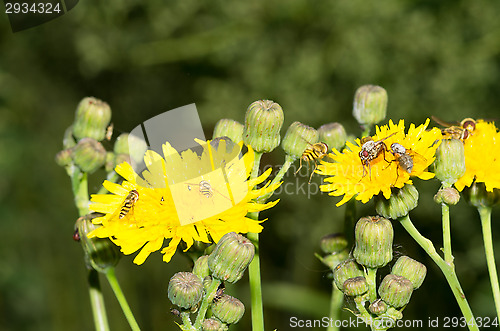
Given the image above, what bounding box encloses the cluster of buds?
[168,232,253,328]
[330,216,426,325]
[55,97,147,174]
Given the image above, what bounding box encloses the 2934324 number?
[5,2,61,14]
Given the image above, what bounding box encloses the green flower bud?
[375,185,419,219]
[343,276,369,296]
[168,272,204,309]
[378,274,413,308]
[55,149,73,167]
[433,139,466,186]
[353,85,387,127]
[202,318,226,331]
[319,250,350,270]
[281,121,318,160]
[63,125,77,149]
[353,216,393,268]
[369,299,388,315]
[333,259,364,291]
[114,133,148,165]
[208,232,255,283]
[73,97,111,141]
[213,119,244,143]
[211,295,245,325]
[193,255,210,279]
[320,233,348,254]
[463,182,500,208]
[76,213,121,273]
[391,256,426,290]
[434,187,460,205]
[318,122,347,151]
[115,153,132,167]
[72,138,107,173]
[243,100,284,153]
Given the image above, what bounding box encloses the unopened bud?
[343,276,369,296]
[369,299,388,315]
[281,121,318,160]
[73,97,111,141]
[375,185,419,219]
[55,149,73,167]
[243,100,284,153]
[333,259,364,291]
[378,274,413,308]
[464,182,500,208]
[202,318,225,331]
[114,133,148,165]
[168,272,204,309]
[193,255,210,279]
[391,256,426,290]
[433,139,466,186]
[208,232,255,283]
[353,85,387,127]
[213,119,244,143]
[72,138,107,173]
[434,187,460,205]
[318,122,347,151]
[353,216,393,268]
[320,233,348,254]
[319,250,350,270]
[211,295,245,324]
[76,214,121,273]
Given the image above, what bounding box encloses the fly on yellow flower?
[88,138,280,265]
[317,119,442,206]
[455,120,500,192]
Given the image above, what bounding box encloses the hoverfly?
[359,132,399,178]
[294,141,329,183]
[185,180,231,201]
[213,282,225,303]
[119,189,139,219]
[431,116,476,141]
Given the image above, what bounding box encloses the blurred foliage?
[1,0,500,330]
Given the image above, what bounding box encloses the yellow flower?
[317,119,442,206]
[88,139,280,265]
[455,120,500,191]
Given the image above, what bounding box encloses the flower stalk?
[105,268,141,331]
[327,285,343,331]
[478,206,500,320]
[398,215,478,331]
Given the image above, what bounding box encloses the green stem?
[105,268,141,331]
[194,278,221,329]
[88,269,110,331]
[361,126,371,138]
[365,267,378,303]
[344,199,357,249]
[441,202,453,264]
[247,151,264,331]
[69,165,90,216]
[181,312,195,331]
[258,154,294,203]
[327,283,343,331]
[398,215,479,331]
[478,206,500,321]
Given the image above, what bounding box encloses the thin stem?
[365,267,378,303]
[398,215,479,331]
[247,150,264,331]
[478,206,500,320]
[257,154,294,203]
[88,269,110,331]
[194,278,221,328]
[105,268,141,331]
[327,283,343,331]
[441,202,453,264]
[70,166,90,216]
[180,312,195,331]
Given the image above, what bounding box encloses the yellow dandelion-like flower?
[88,139,280,265]
[317,119,442,206]
[455,120,500,192]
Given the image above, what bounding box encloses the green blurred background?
[1,0,500,330]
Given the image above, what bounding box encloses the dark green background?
[1,0,499,330]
